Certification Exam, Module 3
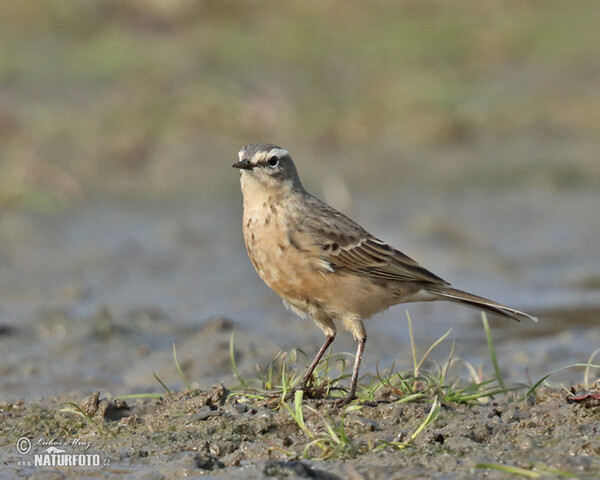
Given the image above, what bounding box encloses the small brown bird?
[233,143,537,405]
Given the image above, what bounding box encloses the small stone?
[190,406,223,421]
[194,453,223,470]
[264,460,314,478]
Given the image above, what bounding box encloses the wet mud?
[2,383,599,479]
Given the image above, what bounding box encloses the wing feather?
[291,194,448,285]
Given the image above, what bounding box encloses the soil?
[2,382,599,479]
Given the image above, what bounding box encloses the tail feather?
[425,285,538,323]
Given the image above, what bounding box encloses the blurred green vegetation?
[1,0,599,207]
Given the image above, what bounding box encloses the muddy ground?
[0,198,599,479]
[2,315,599,480]
[2,381,599,479]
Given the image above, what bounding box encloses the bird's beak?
[232,159,254,170]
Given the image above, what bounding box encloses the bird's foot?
[296,375,331,399]
[333,393,356,408]
[296,385,328,400]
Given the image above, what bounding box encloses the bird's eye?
[267,156,279,167]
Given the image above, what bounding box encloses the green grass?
[229,312,528,409]
[228,317,451,459]
[283,390,358,459]
[229,327,354,405]
[227,312,600,461]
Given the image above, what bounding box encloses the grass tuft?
[227,311,541,459]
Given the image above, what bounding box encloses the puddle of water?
[0,186,598,401]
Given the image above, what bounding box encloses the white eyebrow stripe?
[269,148,288,158]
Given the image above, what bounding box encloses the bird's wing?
[291,195,448,285]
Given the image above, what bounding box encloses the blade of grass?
[306,406,341,444]
[584,348,600,387]
[440,340,456,384]
[409,397,440,442]
[476,463,541,477]
[450,357,481,385]
[531,463,579,478]
[416,328,452,373]
[524,363,600,398]
[406,310,418,377]
[229,330,250,389]
[172,343,192,391]
[153,371,173,398]
[481,313,505,391]
[60,402,96,428]
[392,392,428,404]
[376,397,441,451]
[117,393,164,400]
[284,390,313,439]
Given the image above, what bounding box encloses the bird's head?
[233,143,303,191]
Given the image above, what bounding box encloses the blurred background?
[1,0,599,401]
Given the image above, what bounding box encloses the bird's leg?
[336,317,367,407]
[299,333,335,392]
[337,327,367,406]
[299,315,337,394]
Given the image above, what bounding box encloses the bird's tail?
[424,285,538,323]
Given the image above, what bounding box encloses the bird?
[233,143,537,405]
